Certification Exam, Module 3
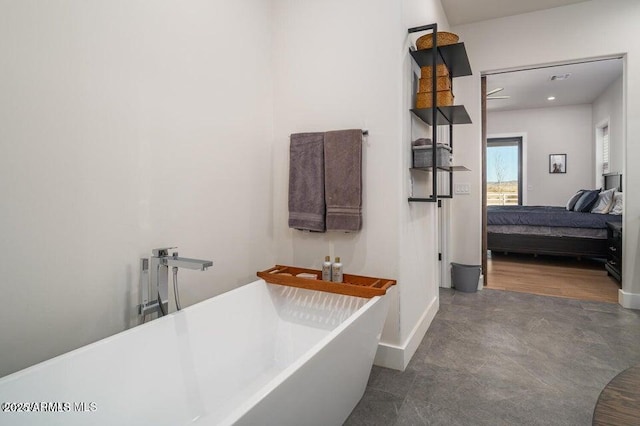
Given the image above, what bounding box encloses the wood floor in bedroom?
[487,252,620,303]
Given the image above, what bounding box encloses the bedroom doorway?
[481,58,624,303]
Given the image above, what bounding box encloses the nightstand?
[605,222,622,284]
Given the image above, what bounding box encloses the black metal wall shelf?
[407,23,473,203]
[409,43,472,78]
[408,197,436,202]
[411,106,472,126]
[411,166,470,172]
[408,195,455,202]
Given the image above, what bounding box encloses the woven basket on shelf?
[416,90,454,109]
[419,76,451,93]
[416,32,459,50]
[420,64,449,79]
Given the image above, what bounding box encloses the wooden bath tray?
[257,265,396,298]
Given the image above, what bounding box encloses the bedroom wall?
[488,104,594,206]
[451,0,640,308]
[593,75,624,186]
[0,0,275,377]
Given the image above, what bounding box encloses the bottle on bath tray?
[322,256,332,281]
[332,257,343,283]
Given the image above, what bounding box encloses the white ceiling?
[441,0,591,26]
[439,0,617,112]
[486,59,623,112]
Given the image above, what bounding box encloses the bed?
[487,174,622,259]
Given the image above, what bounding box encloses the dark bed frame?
[487,233,608,258]
[487,173,622,259]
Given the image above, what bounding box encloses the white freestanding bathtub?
[0,279,389,425]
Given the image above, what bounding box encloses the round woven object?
[416,32,459,50]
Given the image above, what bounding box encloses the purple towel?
[324,129,363,232]
[288,132,326,232]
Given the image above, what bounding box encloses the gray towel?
[324,129,363,232]
[288,132,326,232]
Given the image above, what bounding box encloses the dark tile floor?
[345,288,640,425]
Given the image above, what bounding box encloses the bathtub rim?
[0,278,265,384]
[219,281,382,425]
[0,279,383,426]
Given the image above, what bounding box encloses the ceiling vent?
[550,73,571,81]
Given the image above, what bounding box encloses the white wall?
[271,0,449,369]
[271,0,401,293]
[0,0,452,376]
[488,104,594,206]
[399,0,451,367]
[451,0,640,306]
[0,0,275,377]
[593,75,624,186]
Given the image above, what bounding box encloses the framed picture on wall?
[549,154,567,174]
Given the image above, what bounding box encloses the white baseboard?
[619,289,640,310]
[373,296,439,371]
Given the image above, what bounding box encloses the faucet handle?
[152,247,177,257]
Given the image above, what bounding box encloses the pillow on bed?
[573,189,601,212]
[566,190,585,211]
[609,192,623,215]
[591,188,616,214]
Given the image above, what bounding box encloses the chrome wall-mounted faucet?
[138,247,213,318]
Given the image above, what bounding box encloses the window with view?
[602,125,610,174]
[486,137,522,206]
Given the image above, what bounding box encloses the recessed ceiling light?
[547,96,556,101]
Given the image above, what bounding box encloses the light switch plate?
[455,183,470,195]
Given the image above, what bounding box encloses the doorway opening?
[481,57,624,303]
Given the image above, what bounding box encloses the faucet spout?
[138,247,213,318]
[163,256,213,271]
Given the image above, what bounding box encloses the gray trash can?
[451,263,481,293]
